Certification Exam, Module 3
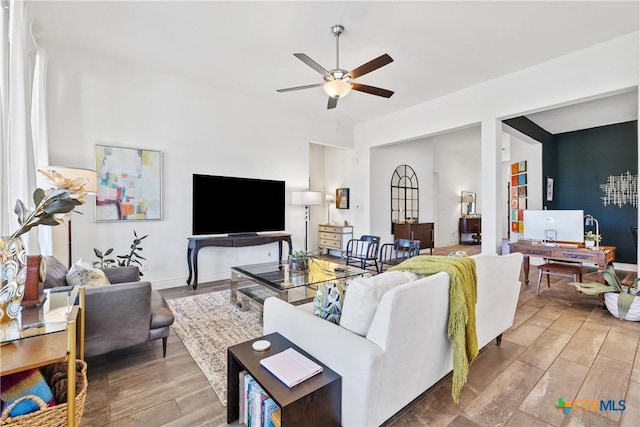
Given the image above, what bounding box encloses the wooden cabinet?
[318,225,353,257]
[394,222,434,254]
[459,218,481,245]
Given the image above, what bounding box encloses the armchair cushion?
[339,271,420,336]
[66,259,110,288]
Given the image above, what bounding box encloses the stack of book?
[239,371,281,427]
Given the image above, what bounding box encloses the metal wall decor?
[599,171,638,208]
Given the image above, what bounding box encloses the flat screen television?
[523,210,584,243]
[192,174,285,235]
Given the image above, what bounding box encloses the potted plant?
[584,230,602,248]
[288,250,314,272]
[568,265,640,321]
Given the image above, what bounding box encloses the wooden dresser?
[318,224,353,258]
[394,222,434,254]
[459,217,481,244]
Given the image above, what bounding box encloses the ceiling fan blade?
[352,83,394,98]
[294,53,331,77]
[348,54,393,79]
[327,97,338,109]
[276,83,322,93]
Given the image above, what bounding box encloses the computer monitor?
[523,210,584,243]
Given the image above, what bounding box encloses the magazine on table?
[260,348,323,387]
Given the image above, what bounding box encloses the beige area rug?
[167,289,263,406]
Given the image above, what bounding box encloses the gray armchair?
[43,256,174,358]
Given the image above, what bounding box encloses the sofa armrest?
[263,297,385,427]
[100,266,140,284]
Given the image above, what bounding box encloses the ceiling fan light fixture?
[323,79,352,98]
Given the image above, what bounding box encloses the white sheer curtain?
[1,0,48,255]
[32,46,51,254]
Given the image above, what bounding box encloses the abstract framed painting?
[336,188,350,209]
[95,144,162,221]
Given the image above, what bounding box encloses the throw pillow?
[313,282,345,324]
[0,368,55,417]
[339,271,421,336]
[66,259,111,288]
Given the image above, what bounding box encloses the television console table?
[508,241,616,285]
[186,233,292,290]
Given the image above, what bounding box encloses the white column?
[480,117,502,255]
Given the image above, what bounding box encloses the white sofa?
[263,253,524,427]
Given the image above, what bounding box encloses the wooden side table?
[227,332,341,426]
[0,288,85,426]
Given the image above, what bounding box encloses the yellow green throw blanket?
[388,255,478,403]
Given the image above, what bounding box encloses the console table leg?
[191,248,200,290]
[186,247,193,286]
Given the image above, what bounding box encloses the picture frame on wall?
[336,188,350,209]
[546,177,554,202]
[95,144,163,221]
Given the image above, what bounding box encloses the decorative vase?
[0,237,27,323]
[605,292,640,321]
[288,258,309,272]
[585,240,595,248]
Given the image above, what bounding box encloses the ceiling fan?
[276,25,394,110]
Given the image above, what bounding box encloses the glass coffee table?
[230,259,368,308]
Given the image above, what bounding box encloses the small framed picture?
[546,177,554,202]
[336,188,350,209]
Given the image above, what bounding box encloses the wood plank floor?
[80,246,640,426]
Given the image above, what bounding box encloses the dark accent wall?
[505,118,638,263]
[546,121,637,263]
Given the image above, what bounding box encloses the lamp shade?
[325,194,335,203]
[292,191,322,206]
[323,79,352,98]
[38,166,97,194]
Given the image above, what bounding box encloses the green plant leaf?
[43,199,76,214]
[617,292,636,320]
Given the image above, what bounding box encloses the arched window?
[390,164,419,233]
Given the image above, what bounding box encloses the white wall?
[44,44,356,287]
[369,139,435,243]
[432,127,482,246]
[353,32,639,254]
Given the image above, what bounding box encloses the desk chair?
[537,260,583,301]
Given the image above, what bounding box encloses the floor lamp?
[292,190,322,252]
[39,167,97,267]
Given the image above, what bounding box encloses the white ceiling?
[28,1,639,130]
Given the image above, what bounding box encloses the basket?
[1,360,87,427]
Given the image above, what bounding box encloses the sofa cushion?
[339,271,421,336]
[66,259,110,288]
[313,282,345,324]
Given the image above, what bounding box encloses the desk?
[187,233,292,290]
[0,299,83,427]
[509,241,616,285]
